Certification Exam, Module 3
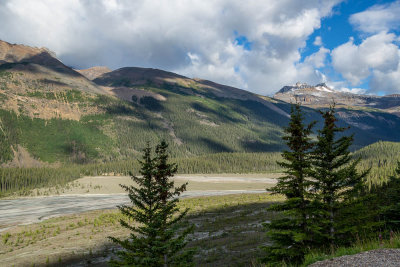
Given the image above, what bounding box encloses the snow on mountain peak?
[277,82,335,94]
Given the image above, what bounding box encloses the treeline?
[0,152,283,197]
[353,141,400,185]
[2,140,400,197]
[0,166,81,197]
[81,152,283,175]
[174,152,282,173]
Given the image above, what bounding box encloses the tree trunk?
[330,201,334,245]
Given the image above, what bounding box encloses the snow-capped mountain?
[274,82,400,116]
[278,82,334,94]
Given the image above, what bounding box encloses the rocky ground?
[310,249,400,267]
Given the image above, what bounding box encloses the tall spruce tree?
[260,103,315,266]
[310,105,369,248]
[109,141,194,266]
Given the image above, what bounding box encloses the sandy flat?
[31,174,280,196]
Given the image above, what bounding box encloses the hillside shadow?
[231,99,290,127]
[240,140,284,152]
[334,107,400,150]
[139,96,164,112]
[105,103,138,116]
[198,137,234,153]
[0,52,82,77]
[92,67,188,87]
[39,78,69,87]
[191,102,242,123]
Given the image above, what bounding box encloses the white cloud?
[327,1,400,95]
[370,61,400,94]
[0,0,342,95]
[350,1,400,34]
[313,36,322,46]
[331,32,400,91]
[304,47,330,68]
[337,87,367,95]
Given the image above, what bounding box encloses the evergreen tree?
[310,105,369,248]
[0,119,12,163]
[109,141,194,266]
[373,161,400,231]
[260,103,315,266]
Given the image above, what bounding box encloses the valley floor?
[34,173,280,196]
[0,174,278,230]
[0,193,283,267]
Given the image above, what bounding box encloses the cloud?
[329,1,400,95]
[350,1,400,34]
[0,0,342,95]
[313,36,322,46]
[331,32,400,92]
[304,47,330,68]
[370,63,400,94]
[337,87,367,95]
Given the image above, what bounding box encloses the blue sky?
[0,0,400,95]
[300,0,400,95]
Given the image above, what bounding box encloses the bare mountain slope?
[0,40,108,94]
[0,40,111,120]
[76,66,112,80]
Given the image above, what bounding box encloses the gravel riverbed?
[310,249,400,267]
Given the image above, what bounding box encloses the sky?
[1,0,400,96]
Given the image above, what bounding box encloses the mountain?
[1,39,400,166]
[274,82,400,116]
[76,66,112,80]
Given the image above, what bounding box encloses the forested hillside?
[1,40,400,167]
[354,141,400,185]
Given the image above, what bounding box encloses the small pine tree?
[260,103,315,266]
[109,141,194,266]
[310,105,369,248]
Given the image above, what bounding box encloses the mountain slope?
[76,66,111,80]
[89,67,292,157]
[91,67,400,150]
[0,40,112,122]
[1,40,400,165]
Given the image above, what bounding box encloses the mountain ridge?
[274,82,400,116]
[1,39,400,165]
